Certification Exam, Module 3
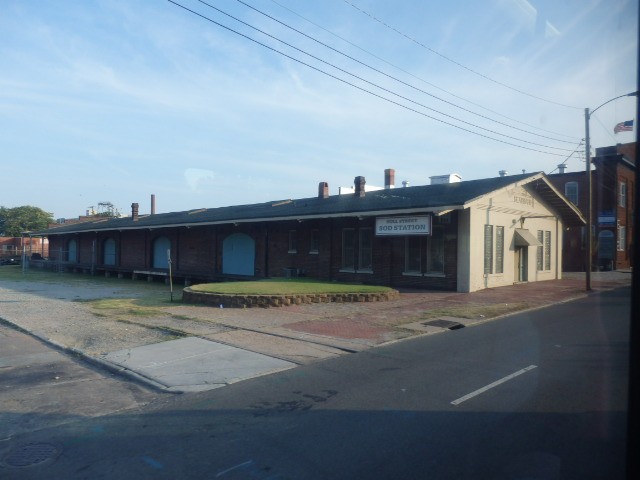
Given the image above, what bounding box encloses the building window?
[484,225,493,275]
[358,228,373,270]
[341,229,355,270]
[404,237,421,273]
[309,229,319,254]
[495,226,504,274]
[544,231,551,270]
[426,227,444,274]
[536,230,544,271]
[565,182,579,206]
[288,230,297,253]
[619,181,627,208]
[618,226,626,251]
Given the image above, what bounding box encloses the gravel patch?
[0,281,178,355]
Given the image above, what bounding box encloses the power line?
[166,0,570,157]
[269,0,579,141]
[189,0,574,152]
[342,0,582,110]
[231,0,577,145]
[547,140,585,174]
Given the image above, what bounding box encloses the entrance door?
[516,247,528,282]
[597,230,615,270]
[152,236,171,269]
[67,239,77,263]
[103,238,116,266]
[222,233,255,275]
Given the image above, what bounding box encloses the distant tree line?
[0,206,53,237]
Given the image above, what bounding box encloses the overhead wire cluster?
[167,0,585,163]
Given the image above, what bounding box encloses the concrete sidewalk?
[0,270,631,393]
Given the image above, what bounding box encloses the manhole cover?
[3,443,60,467]
[422,319,465,330]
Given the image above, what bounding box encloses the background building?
[549,142,635,271]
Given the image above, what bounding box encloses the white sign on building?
[375,215,432,236]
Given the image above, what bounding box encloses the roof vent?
[499,170,508,177]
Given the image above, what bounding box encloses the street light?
[584,90,638,291]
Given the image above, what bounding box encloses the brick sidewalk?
[281,276,629,344]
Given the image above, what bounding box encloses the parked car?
[0,257,21,266]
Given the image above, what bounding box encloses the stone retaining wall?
[182,288,400,308]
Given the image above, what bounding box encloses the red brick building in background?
[548,142,635,271]
[0,236,48,259]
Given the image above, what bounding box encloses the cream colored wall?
[461,183,564,293]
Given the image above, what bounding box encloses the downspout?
[329,218,334,281]
[214,227,218,278]
[555,217,560,279]
[264,224,269,278]
[175,228,180,275]
[91,235,96,275]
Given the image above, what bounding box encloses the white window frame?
[495,226,504,274]
[618,226,626,251]
[484,225,493,275]
[619,181,627,208]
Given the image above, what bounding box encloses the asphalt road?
[0,322,157,439]
[1,287,630,479]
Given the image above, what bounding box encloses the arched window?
[103,238,116,266]
[67,239,77,263]
[152,236,171,269]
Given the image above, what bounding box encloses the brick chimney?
[384,168,395,189]
[354,176,366,198]
[318,182,329,199]
[131,203,139,221]
[151,194,156,215]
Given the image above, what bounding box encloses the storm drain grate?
[422,319,465,330]
[3,443,60,468]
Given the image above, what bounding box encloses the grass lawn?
[189,278,396,295]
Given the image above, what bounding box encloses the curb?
[0,316,181,394]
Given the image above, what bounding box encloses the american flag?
[614,120,633,133]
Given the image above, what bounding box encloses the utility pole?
[584,108,592,291]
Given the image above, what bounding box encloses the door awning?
[514,228,542,247]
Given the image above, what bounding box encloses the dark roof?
[34,172,584,236]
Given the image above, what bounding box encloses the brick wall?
[42,212,461,290]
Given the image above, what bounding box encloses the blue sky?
[1,0,637,219]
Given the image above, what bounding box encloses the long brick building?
[30,170,584,292]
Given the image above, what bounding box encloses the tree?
[0,206,54,236]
